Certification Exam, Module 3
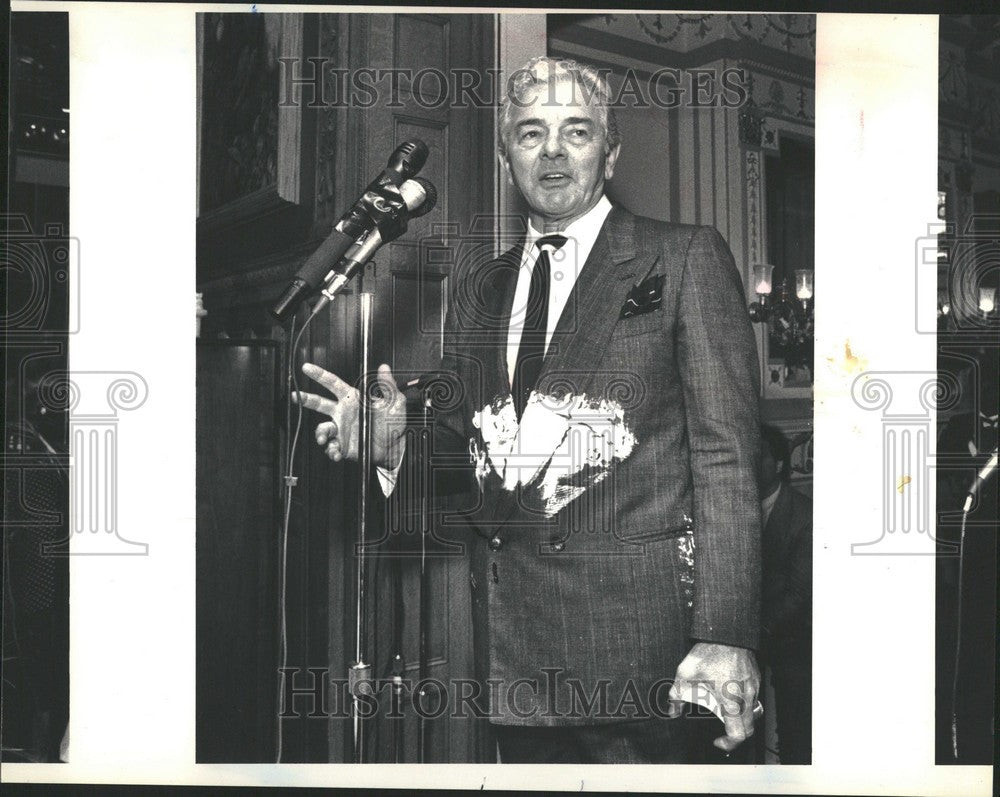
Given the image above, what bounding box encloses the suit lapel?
[537,206,659,398]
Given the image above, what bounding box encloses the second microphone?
[310,177,438,317]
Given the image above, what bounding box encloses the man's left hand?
[669,641,760,753]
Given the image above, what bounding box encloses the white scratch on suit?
[472,391,637,516]
[676,533,695,609]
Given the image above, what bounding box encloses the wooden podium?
[196,340,281,762]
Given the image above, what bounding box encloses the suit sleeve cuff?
[375,441,407,497]
[690,621,760,652]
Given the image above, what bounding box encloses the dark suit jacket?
[760,483,812,665]
[421,204,762,725]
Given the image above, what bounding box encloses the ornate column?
[39,370,149,555]
[850,370,962,555]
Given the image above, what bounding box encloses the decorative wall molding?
[584,13,815,60]
[633,14,714,46]
[745,150,763,266]
[549,13,815,81]
[746,70,814,124]
[739,103,764,148]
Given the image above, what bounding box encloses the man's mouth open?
[539,172,571,186]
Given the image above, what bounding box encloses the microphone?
[963,446,998,512]
[383,140,429,184]
[271,140,428,322]
[309,177,437,316]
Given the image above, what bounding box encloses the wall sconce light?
[748,263,775,322]
[794,269,814,311]
[979,286,997,316]
[749,265,815,351]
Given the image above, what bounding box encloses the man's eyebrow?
[514,116,596,129]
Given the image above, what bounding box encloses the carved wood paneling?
[197,15,317,281]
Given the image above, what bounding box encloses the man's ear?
[499,151,514,186]
[604,144,621,181]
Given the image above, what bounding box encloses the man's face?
[500,77,620,228]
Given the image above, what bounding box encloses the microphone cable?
[276,312,309,763]
[948,448,998,762]
[949,506,967,762]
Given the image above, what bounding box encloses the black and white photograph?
[0,3,995,795]
[194,10,815,765]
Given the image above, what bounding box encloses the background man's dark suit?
[426,204,762,725]
[760,481,812,763]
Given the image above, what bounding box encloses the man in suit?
[757,424,812,764]
[295,56,762,764]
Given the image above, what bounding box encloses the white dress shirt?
[378,195,614,495]
[761,482,782,528]
[505,194,613,383]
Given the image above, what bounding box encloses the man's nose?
[541,129,566,159]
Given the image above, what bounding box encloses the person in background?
[757,424,812,764]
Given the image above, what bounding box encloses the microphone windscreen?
[398,178,427,212]
[407,177,438,218]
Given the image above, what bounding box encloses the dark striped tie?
[513,234,567,418]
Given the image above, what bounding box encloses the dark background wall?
[3,11,70,765]
[935,14,1000,767]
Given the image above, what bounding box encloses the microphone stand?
[389,546,405,763]
[350,277,375,763]
[342,194,414,763]
[276,175,436,763]
[417,389,432,763]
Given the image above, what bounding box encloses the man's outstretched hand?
[669,641,761,753]
[293,362,407,469]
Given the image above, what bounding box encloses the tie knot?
[535,234,568,251]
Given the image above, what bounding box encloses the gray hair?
[497,56,621,157]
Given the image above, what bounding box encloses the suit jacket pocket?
[610,311,662,339]
[615,515,694,545]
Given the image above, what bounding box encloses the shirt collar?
[761,482,782,526]
[525,194,613,256]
